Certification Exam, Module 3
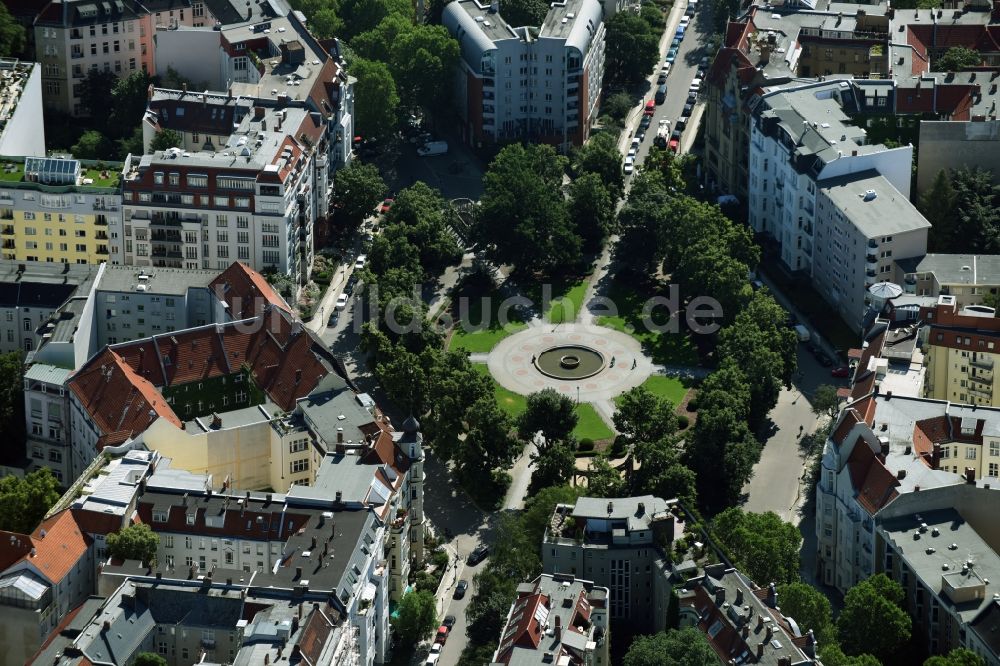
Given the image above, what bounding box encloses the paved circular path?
[487,322,653,401]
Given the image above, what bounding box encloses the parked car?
[644,100,656,116]
[657,72,668,84]
[666,48,678,63]
[424,655,440,666]
[682,104,693,117]
[687,92,698,104]
[639,114,651,129]
[831,366,851,378]
[435,625,450,644]
[700,55,709,68]
[327,312,339,327]
[630,137,641,151]
[680,14,690,26]
[689,78,703,93]
[655,83,667,104]
[675,117,687,131]
[671,38,681,49]
[661,62,672,76]
[355,254,367,270]
[417,141,449,157]
[335,293,349,310]
[442,615,457,630]
[379,197,394,214]
[623,156,635,174]
[468,544,489,565]
[668,137,680,153]
[454,579,469,599]
[636,128,646,141]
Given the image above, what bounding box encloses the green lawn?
[449,285,528,353]
[616,375,689,408]
[0,161,120,188]
[596,280,700,366]
[547,280,589,324]
[474,364,615,441]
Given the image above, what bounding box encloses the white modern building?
[443,0,606,151]
[0,60,45,157]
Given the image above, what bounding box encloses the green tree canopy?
[925,648,986,666]
[0,4,26,58]
[605,13,659,84]
[573,132,625,202]
[603,92,635,121]
[382,182,462,275]
[613,385,677,443]
[937,47,982,72]
[107,523,160,565]
[0,352,25,455]
[79,69,118,129]
[338,0,412,39]
[0,468,61,535]
[332,161,388,229]
[149,128,184,152]
[776,582,836,644]
[521,485,583,546]
[921,169,957,250]
[812,384,842,419]
[530,439,577,491]
[838,574,911,662]
[477,144,581,275]
[517,388,578,444]
[568,175,616,251]
[110,70,154,133]
[586,455,626,498]
[351,58,400,139]
[623,628,719,666]
[134,654,168,666]
[712,509,801,586]
[72,130,115,161]
[395,589,439,644]
[498,0,548,27]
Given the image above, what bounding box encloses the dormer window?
[186,512,195,526]
[153,509,168,522]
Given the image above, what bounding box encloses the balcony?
[970,386,992,399]
[1,226,13,235]
[71,51,84,60]
[95,231,108,240]
[972,358,995,370]
[970,374,992,386]
[96,246,108,255]
[2,240,14,249]
[93,202,118,212]
[866,269,877,278]
[868,239,878,249]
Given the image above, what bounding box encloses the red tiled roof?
[298,608,335,664]
[25,511,93,584]
[210,262,291,320]
[70,507,128,536]
[494,592,550,662]
[68,348,182,440]
[0,531,33,572]
[832,409,863,446]
[846,438,900,514]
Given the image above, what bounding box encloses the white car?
[430,644,442,654]
[658,119,670,130]
[424,655,440,666]
[661,62,672,76]
[335,293,349,310]
[355,254,367,270]
[623,156,635,174]
[630,137,641,151]
[680,14,690,26]
[627,146,637,159]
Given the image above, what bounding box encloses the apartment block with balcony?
[0,155,122,267]
[0,60,45,157]
[542,496,676,633]
[895,254,1000,308]
[813,171,929,331]
[491,573,610,666]
[24,364,74,485]
[443,0,606,152]
[919,296,1000,408]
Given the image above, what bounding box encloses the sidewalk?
[756,271,841,362]
[305,262,355,333]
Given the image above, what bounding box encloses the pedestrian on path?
[632,358,637,370]
[610,356,616,368]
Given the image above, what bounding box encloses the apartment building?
[24,364,74,485]
[678,565,820,665]
[0,155,121,266]
[443,0,606,151]
[491,573,610,666]
[542,496,676,633]
[916,120,1000,195]
[704,3,890,201]
[0,259,98,356]
[876,483,1000,664]
[813,171,930,330]
[0,60,45,157]
[896,254,1000,307]
[0,509,95,665]
[919,296,1000,407]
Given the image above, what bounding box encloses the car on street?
[657,72,668,84]
[435,625,450,644]
[379,198,394,214]
[424,655,440,666]
[668,137,680,153]
[639,114,651,129]
[831,366,851,378]
[454,579,469,599]
[682,104,693,117]
[818,354,834,368]
[443,615,456,630]
[661,62,671,76]
[675,26,686,38]
[644,100,655,116]
[636,128,646,141]
[327,312,339,327]
[680,14,690,26]
[354,254,367,270]
[671,38,681,49]
[630,137,641,150]
[335,293,349,310]
[666,48,677,63]
[468,544,489,565]
[700,55,710,68]
[623,156,635,174]
[659,119,670,130]
[627,147,637,159]
[675,117,687,131]
[687,92,698,105]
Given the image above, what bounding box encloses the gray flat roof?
[895,254,1000,287]
[97,265,218,295]
[572,495,672,531]
[299,387,374,447]
[818,170,931,237]
[24,363,72,386]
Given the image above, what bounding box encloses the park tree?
[0,469,61,534]
[632,441,697,505]
[423,349,497,460]
[389,24,459,117]
[586,456,626,498]
[72,130,115,161]
[937,46,982,71]
[79,69,118,128]
[458,397,520,487]
[603,92,635,121]
[613,386,677,443]
[921,169,958,251]
[107,523,160,565]
[477,144,581,275]
[573,133,625,202]
[776,582,836,644]
[623,627,718,666]
[0,5,26,58]
[605,13,659,83]
[568,175,615,251]
[338,0,412,39]
[521,485,583,546]
[149,128,184,152]
[351,58,399,139]
[712,509,801,586]
[838,574,911,662]
[925,649,986,666]
[517,388,578,444]
[812,384,843,419]
[819,645,882,666]
[332,161,388,229]
[0,352,25,453]
[530,439,577,491]
[951,167,1000,254]
[111,70,154,132]
[134,654,168,666]
[395,589,439,643]
[383,182,462,274]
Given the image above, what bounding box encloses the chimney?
[147,83,155,101]
[932,443,942,469]
[880,440,890,457]
[897,469,907,480]
[102,620,111,633]
[966,467,976,484]
[741,624,749,638]
[767,582,777,608]
[295,566,302,580]
[766,625,773,641]
[310,536,317,549]
[715,588,726,604]
[757,614,765,630]
[554,615,562,641]
[181,82,187,94]
[489,0,499,11]
[254,106,265,120]
[757,642,765,658]
[337,428,344,443]
[637,502,645,516]
[335,491,343,504]
[212,412,222,429]
[264,656,270,666]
